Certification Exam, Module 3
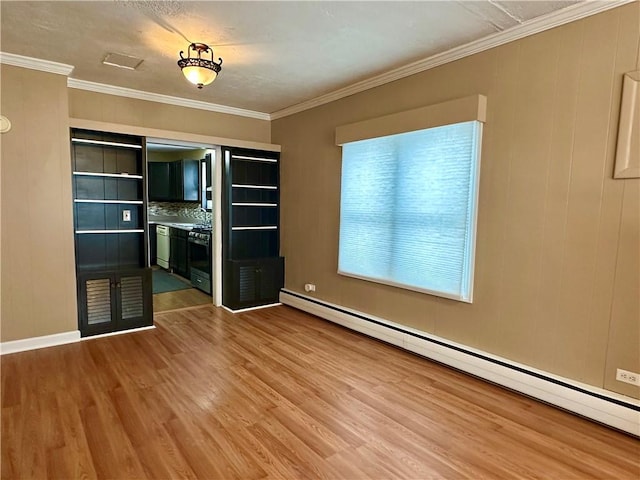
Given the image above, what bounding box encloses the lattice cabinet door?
[77,269,152,337]
[78,271,117,336]
[223,257,284,310]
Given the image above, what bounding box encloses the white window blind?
[338,120,482,302]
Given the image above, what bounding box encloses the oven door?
[188,236,211,293]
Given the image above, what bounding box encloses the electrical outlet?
[304,283,316,293]
[616,368,640,386]
[122,210,131,222]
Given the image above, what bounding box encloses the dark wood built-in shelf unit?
[71,129,153,336]
[222,147,284,310]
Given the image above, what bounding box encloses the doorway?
[146,139,222,312]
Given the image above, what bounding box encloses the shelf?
[74,199,144,204]
[71,128,148,282]
[231,154,278,163]
[224,146,281,281]
[73,171,143,179]
[232,184,278,190]
[232,226,278,231]
[71,137,143,149]
[75,229,144,234]
[232,203,278,207]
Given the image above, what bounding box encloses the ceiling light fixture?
[177,43,222,89]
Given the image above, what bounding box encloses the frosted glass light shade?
[177,43,222,89]
[182,66,217,88]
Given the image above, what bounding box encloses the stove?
[188,226,212,294]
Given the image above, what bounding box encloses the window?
[338,120,482,302]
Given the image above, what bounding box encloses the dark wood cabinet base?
[223,257,284,311]
[77,268,153,337]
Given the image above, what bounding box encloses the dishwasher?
[156,225,170,269]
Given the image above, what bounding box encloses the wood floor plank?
[224,424,296,479]
[55,393,99,479]
[350,383,578,479]
[316,386,500,478]
[153,287,212,313]
[163,416,229,479]
[1,407,19,479]
[2,304,638,479]
[393,371,640,477]
[268,404,352,459]
[247,418,334,479]
[204,425,268,480]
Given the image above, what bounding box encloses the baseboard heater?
[280,289,639,437]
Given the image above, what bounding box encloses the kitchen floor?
[153,287,212,313]
[151,266,212,313]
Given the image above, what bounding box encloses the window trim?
[335,94,486,146]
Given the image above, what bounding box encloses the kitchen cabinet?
[149,223,157,265]
[77,269,152,337]
[180,160,199,201]
[148,162,171,201]
[70,128,152,337]
[148,159,200,202]
[222,147,284,310]
[169,227,189,278]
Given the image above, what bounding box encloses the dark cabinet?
[180,160,199,201]
[77,268,152,337]
[71,128,152,337]
[222,147,284,310]
[149,223,157,265]
[148,162,171,201]
[223,257,284,310]
[148,160,200,202]
[170,227,189,278]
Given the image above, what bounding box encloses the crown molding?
[67,78,271,121]
[270,0,635,120]
[0,51,74,76]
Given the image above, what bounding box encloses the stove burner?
[191,224,212,234]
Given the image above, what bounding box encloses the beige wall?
[1,65,77,342]
[69,90,270,144]
[272,4,640,397]
[148,148,208,162]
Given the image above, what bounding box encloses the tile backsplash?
[148,202,211,223]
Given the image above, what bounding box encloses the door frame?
[147,137,222,307]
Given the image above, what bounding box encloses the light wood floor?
[153,287,212,313]
[1,305,638,479]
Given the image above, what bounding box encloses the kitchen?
[146,140,217,312]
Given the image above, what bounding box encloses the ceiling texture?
[0,1,624,117]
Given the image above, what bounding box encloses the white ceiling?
[0,1,609,116]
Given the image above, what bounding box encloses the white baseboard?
[0,330,81,355]
[79,325,156,341]
[0,325,157,354]
[280,289,640,436]
[223,302,282,314]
